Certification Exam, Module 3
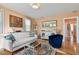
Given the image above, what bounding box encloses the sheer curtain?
[0,11,3,33]
[0,10,4,50]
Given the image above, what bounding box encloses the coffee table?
[24,41,41,55]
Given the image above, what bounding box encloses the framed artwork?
[42,20,57,29]
[9,15,23,27]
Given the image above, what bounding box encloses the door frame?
[63,16,79,48]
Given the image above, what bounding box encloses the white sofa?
[4,32,37,52]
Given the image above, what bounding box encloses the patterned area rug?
[15,44,56,55]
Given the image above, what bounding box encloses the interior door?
[64,18,77,51]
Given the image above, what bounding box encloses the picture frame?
[9,15,23,27]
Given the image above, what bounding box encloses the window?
[24,19,31,31]
[0,11,3,33]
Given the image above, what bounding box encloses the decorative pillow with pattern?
[4,34,16,41]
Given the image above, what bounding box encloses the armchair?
[48,34,63,48]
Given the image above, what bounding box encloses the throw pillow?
[30,32,34,37]
[4,34,16,41]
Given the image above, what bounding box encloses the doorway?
[63,17,77,51]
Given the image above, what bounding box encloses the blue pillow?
[30,32,34,37]
[4,34,16,41]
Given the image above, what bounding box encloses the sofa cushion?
[12,37,36,48]
[29,32,35,37]
[12,32,30,41]
[4,34,16,41]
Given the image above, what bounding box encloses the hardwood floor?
[0,47,25,55]
[0,49,12,55]
[37,39,76,55]
[0,39,78,55]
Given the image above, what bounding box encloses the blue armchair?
[48,34,63,48]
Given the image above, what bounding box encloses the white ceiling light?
[31,3,40,9]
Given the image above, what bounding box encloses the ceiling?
[0,3,79,18]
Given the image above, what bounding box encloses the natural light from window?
[25,19,31,31]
